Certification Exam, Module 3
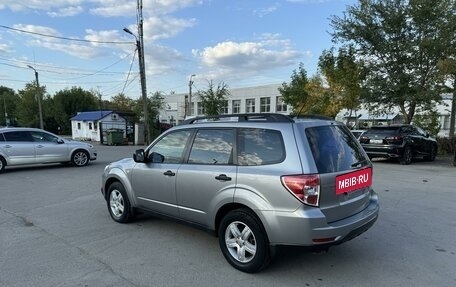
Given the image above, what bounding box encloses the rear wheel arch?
[215,204,266,237]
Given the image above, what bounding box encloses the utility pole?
[27,65,44,129]
[188,74,195,116]
[124,0,149,144]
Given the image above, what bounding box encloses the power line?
[0,25,134,45]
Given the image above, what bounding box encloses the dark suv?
[101,113,379,272]
[359,124,437,165]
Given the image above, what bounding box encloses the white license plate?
[370,139,383,144]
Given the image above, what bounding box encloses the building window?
[190,102,195,116]
[197,102,205,115]
[221,101,229,114]
[94,121,98,131]
[232,100,241,114]
[77,123,81,130]
[260,97,270,113]
[246,98,255,113]
[89,122,93,130]
[276,96,287,112]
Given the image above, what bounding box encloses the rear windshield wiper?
[351,159,368,168]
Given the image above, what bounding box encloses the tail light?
[385,136,403,144]
[281,175,320,207]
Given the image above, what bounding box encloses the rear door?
[1,131,36,165]
[304,125,373,223]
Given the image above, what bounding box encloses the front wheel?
[71,150,89,167]
[218,209,271,273]
[107,182,133,223]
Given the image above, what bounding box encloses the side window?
[30,131,59,143]
[4,131,33,142]
[188,129,234,165]
[238,128,285,166]
[149,130,192,164]
[0,133,4,142]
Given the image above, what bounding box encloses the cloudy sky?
[0,0,355,100]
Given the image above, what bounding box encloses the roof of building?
[70,110,113,121]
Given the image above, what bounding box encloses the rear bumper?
[259,192,379,246]
[362,145,403,158]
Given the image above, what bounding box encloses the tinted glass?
[363,127,399,137]
[238,128,285,166]
[149,130,192,164]
[188,129,234,165]
[306,125,367,173]
[0,133,4,142]
[30,131,60,143]
[4,131,33,142]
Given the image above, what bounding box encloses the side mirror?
[133,149,145,163]
[150,152,165,163]
[57,139,65,144]
[425,132,430,138]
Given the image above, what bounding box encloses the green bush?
[436,137,455,155]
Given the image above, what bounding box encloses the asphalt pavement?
[0,144,455,287]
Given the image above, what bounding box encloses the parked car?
[359,124,437,165]
[0,127,97,172]
[101,113,379,273]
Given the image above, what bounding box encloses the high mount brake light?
[281,174,320,207]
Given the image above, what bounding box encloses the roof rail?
[290,114,335,121]
[180,113,294,125]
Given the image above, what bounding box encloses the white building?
[70,110,126,142]
[158,84,289,125]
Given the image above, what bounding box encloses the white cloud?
[143,16,196,41]
[144,44,183,76]
[253,3,280,18]
[47,6,84,17]
[194,34,302,70]
[0,1,85,12]
[12,24,61,37]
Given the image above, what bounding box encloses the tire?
[71,150,89,167]
[0,156,6,173]
[107,182,133,223]
[399,145,413,165]
[424,145,436,161]
[218,209,271,273]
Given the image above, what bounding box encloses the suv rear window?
[237,128,285,166]
[363,127,399,137]
[306,125,367,173]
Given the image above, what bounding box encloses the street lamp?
[27,65,44,129]
[123,27,149,144]
[188,74,196,116]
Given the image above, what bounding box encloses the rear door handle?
[4,145,12,148]
[163,170,175,176]
[215,174,231,181]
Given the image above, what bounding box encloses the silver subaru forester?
[101,113,379,273]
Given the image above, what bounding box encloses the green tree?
[413,107,441,137]
[278,63,311,115]
[132,92,166,141]
[196,80,230,116]
[318,45,364,121]
[438,57,456,138]
[330,0,456,124]
[111,93,136,112]
[17,82,47,128]
[0,86,19,126]
[279,63,341,117]
[52,87,99,134]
